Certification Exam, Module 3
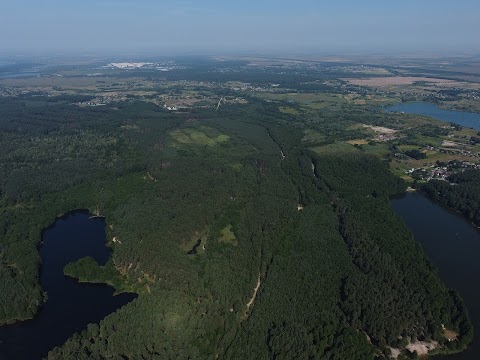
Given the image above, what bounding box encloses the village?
[406,159,480,182]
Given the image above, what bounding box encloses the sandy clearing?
[363,125,397,134]
[388,347,401,359]
[407,341,439,355]
[442,325,459,342]
[442,140,464,147]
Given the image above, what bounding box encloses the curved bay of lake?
[0,211,136,360]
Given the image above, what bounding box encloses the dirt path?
[242,273,261,320]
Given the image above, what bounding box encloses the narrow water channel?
[391,192,480,360]
[0,211,136,360]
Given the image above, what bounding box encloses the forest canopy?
[0,76,473,360]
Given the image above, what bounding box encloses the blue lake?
[385,102,480,131]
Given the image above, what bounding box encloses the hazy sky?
[1,0,479,54]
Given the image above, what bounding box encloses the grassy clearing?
[218,225,238,246]
[347,139,369,145]
[216,134,230,142]
[230,163,243,171]
[170,126,230,146]
[188,131,216,146]
[413,135,443,147]
[171,130,191,144]
[366,96,401,107]
[361,143,391,156]
[390,161,414,180]
[348,124,377,136]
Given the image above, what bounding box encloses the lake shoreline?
[385,101,480,131]
[392,192,479,360]
[0,210,137,360]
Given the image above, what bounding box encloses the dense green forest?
[422,169,480,226]
[0,91,472,359]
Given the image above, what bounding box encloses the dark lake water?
[391,192,480,360]
[385,102,480,131]
[0,211,136,360]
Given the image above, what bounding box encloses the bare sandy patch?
[363,125,397,134]
[388,347,401,359]
[442,140,462,147]
[443,325,459,342]
[444,329,458,342]
[407,341,439,356]
[242,273,261,320]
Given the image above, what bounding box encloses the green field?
[170,126,230,146]
[218,225,238,246]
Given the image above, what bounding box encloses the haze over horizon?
[1,0,479,55]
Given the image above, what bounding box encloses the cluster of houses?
[0,88,45,97]
[77,96,124,107]
[103,61,182,72]
[406,160,480,182]
[105,62,155,69]
[230,83,271,92]
[164,104,178,111]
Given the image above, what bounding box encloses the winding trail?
[242,273,261,320]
